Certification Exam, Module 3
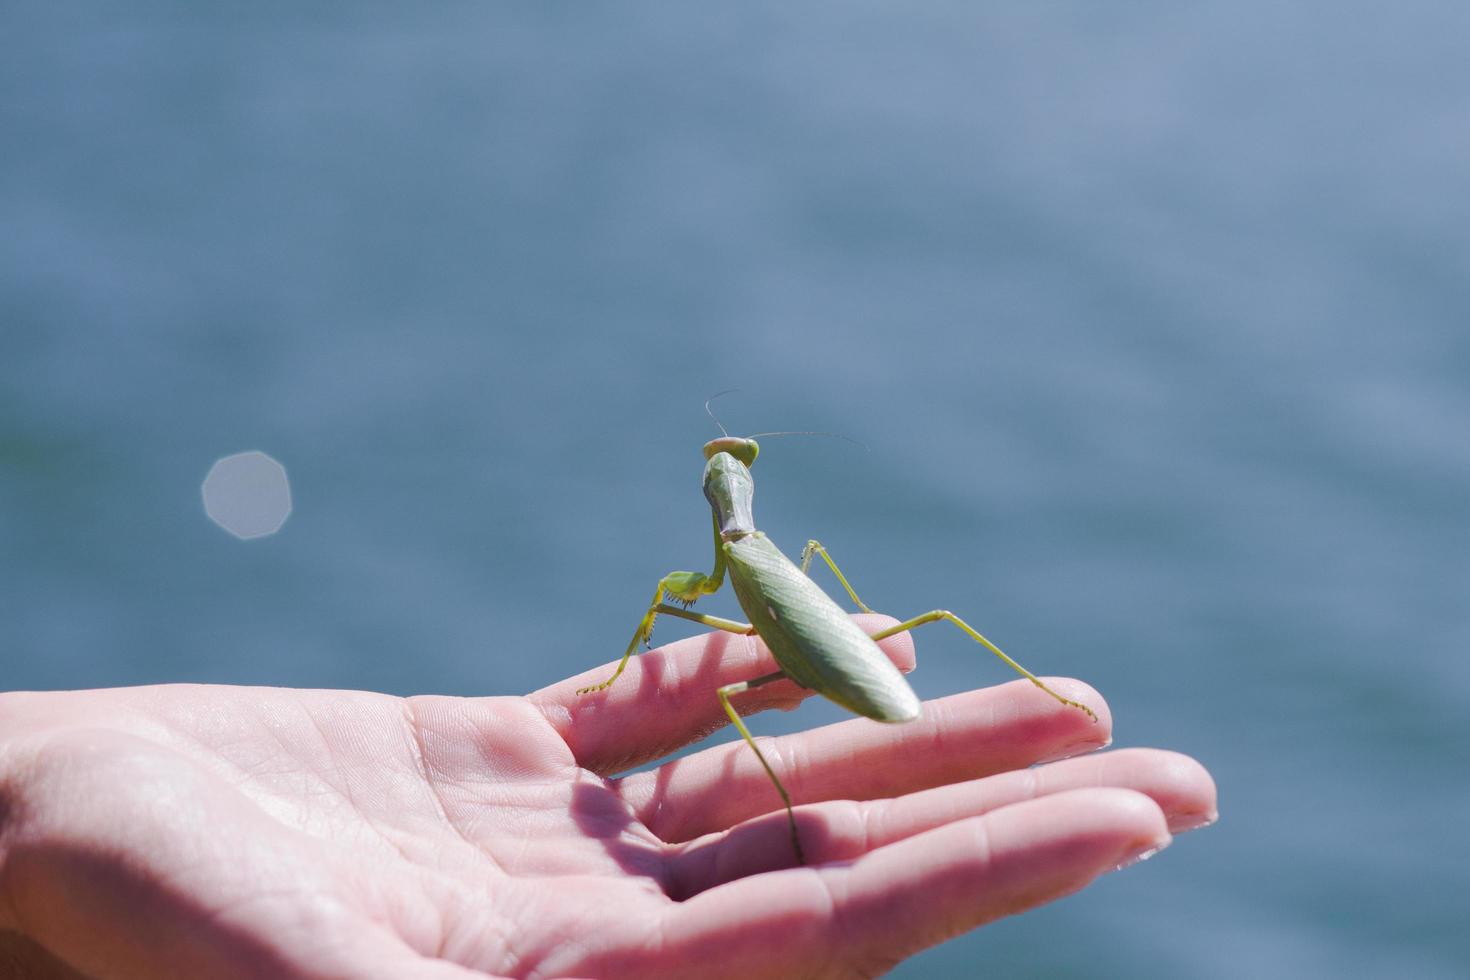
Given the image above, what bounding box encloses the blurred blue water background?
[4,3,1469,976]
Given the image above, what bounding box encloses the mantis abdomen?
[725,532,921,724]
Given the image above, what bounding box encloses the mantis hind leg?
[718,671,806,865]
[870,611,1099,722]
[800,542,1095,722]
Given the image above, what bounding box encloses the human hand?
[0,615,1215,978]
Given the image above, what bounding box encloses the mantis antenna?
[748,430,870,453]
[704,390,868,451]
[704,389,741,437]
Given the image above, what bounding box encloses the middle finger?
[616,678,1110,845]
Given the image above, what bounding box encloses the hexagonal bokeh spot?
[202,451,292,539]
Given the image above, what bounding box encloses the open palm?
[0,615,1214,979]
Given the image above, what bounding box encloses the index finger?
[527,613,913,776]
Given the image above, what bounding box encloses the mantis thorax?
[703,450,756,540]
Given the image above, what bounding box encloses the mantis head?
[702,436,759,468]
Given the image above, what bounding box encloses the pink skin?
[0,616,1215,979]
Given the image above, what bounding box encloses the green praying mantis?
[576,410,1097,864]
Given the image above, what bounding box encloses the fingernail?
[1112,834,1172,872]
[1172,810,1219,833]
[1036,736,1112,764]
